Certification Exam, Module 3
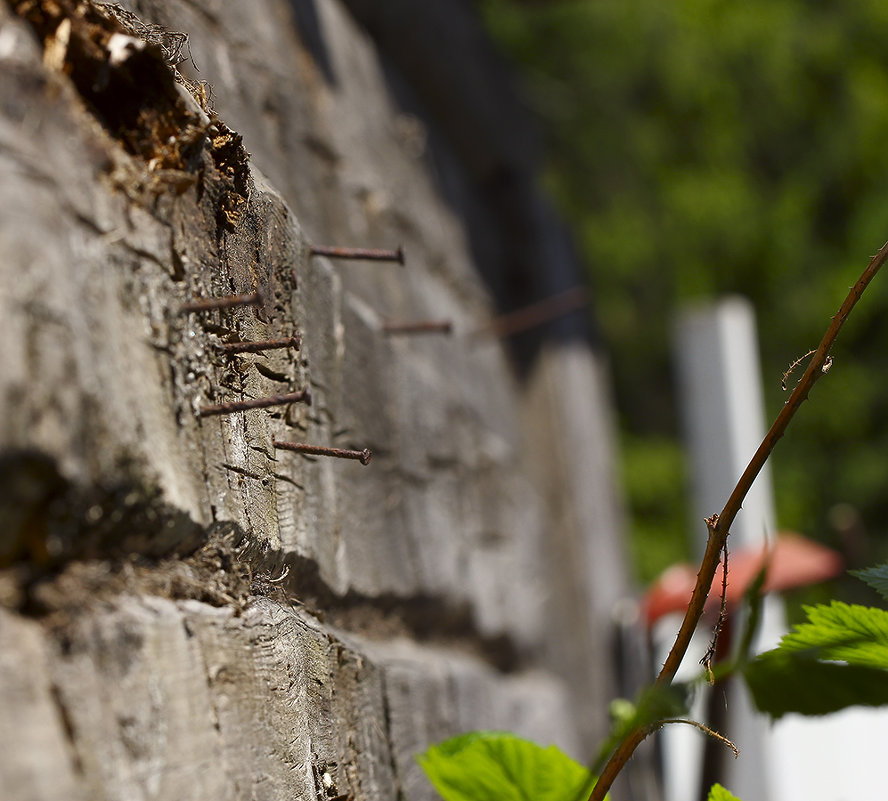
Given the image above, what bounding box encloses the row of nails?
[178,246,586,468]
[369,288,588,339]
[380,287,588,339]
[199,391,372,466]
[178,244,401,466]
[190,287,584,460]
[178,257,373,464]
[198,386,372,467]
[192,325,366,464]
[177,285,453,338]
[180,286,587,344]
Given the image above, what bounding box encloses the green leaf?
[743,601,888,718]
[734,560,769,666]
[852,563,888,602]
[776,601,888,668]
[418,731,597,801]
[593,683,690,772]
[707,783,743,801]
[744,652,888,718]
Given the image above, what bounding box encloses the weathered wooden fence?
[0,2,629,800]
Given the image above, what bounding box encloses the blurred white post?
[675,296,776,551]
[667,296,783,801]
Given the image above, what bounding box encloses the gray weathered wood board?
[0,1,629,799]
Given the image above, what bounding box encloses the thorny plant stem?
[700,540,729,682]
[588,239,888,801]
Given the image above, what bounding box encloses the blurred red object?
[641,533,844,628]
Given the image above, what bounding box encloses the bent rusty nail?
[272,438,372,466]
[198,389,311,417]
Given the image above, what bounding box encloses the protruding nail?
[198,389,311,418]
[216,335,302,355]
[273,438,372,466]
[309,244,404,265]
[470,287,588,339]
[180,290,262,313]
[382,320,453,336]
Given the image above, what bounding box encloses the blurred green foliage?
[479,0,888,584]
[620,435,689,582]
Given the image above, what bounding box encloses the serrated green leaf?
[744,650,888,718]
[852,563,888,603]
[777,601,888,668]
[707,783,742,801]
[742,601,888,718]
[418,731,597,801]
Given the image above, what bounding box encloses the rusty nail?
[381,320,453,336]
[180,290,263,314]
[309,244,405,265]
[198,389,311,418]
[216,335,302,355]
[470,286,588,340]
[273,438,372,466]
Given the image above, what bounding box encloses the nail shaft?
[273,438,372,466]
[309,244,404,265]
[216,335,302,354]
[180,291,262,313]
[471,286,588,340]
[382,320,453,336]
[198,389,311,418]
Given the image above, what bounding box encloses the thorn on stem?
[781,348,817,391]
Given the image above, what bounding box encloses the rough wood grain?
[0,1,630,799]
